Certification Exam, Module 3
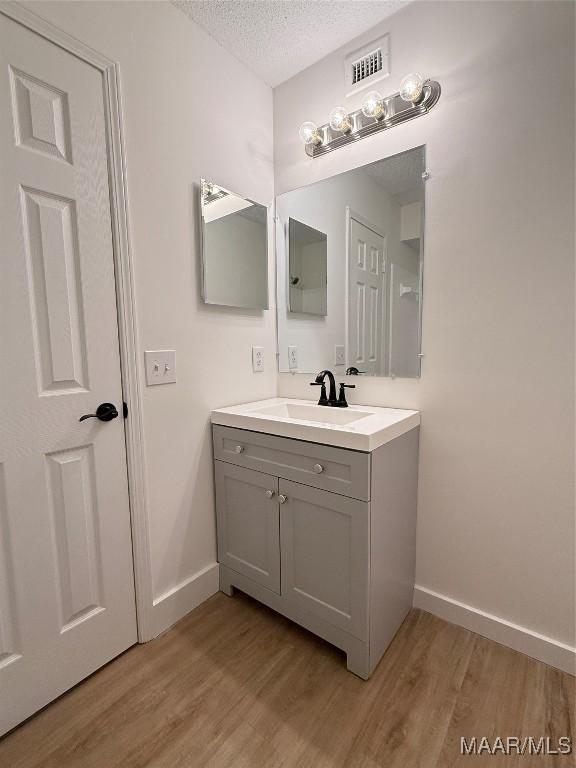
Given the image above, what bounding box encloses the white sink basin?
[253,402,373,426]
[211,398,420,451]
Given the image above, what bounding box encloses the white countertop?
[211,398,420,452]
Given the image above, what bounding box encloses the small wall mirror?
[288,218,327,316]
[200,179,268,309]
[276,146,425,377]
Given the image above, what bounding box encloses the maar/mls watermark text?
[460,736,572,756]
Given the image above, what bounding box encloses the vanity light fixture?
[201,180,228,203]
[328,106,352,133]
[298,121,322,146]
[399,72,425,104]
[361,90,386,120]
[299,73,440,158]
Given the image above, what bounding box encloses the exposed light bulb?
[328,106,352,133]
[399,73,425,104]
[361,90,386,119]
[298,121,322,146]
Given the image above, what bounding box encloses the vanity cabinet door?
[215,461,280,593]
[279,480,369,639]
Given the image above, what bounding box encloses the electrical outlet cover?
[335,345,345,366]
[252,346,264,372]
[288,346,298,370]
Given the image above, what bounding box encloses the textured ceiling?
[172,0,410,87]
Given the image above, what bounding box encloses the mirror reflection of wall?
[276,146,425,377]
[200,179,268,309]
[288,218,327,316]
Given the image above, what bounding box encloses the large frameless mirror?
[276,146,425,377]
[200,179,268,309]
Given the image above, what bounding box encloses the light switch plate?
[145,350,176,385]
[252,346,264,372]
[335,345,345,366]
[288,346,298,370]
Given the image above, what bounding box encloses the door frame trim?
[0,2,154,641]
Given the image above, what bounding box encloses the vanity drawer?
[212,425,370,501]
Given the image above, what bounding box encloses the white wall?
[25,0,277,634]
[274,0,575,661]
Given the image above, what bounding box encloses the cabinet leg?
[346,643,371,680]
[219,569,235,597]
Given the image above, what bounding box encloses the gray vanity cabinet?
[279,479,368,639]
[215,462,280,593]
[213,423,419,679]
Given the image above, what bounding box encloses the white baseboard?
[150,563,220,638]
[413,585,575,676]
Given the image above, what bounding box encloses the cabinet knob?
[313,463,324,474]
[234,445,244,454]
[278,494,288,504]
[265,489,275,498]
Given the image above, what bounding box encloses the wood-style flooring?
[0,591,574,767]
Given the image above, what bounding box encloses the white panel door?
[348,218,386,375]
[0,15,137,735]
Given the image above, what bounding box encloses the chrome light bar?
[301,78,441,158]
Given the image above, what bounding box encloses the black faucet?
[310,370,356,408]
[338,382,355,407]
[310,370,338,406]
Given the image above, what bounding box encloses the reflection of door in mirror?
[347,216,387,376]
[288,218,327,316]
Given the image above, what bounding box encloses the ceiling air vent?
[352,49,383,85]
[344,34,390,96]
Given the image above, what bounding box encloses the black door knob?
[79,403,119,422]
